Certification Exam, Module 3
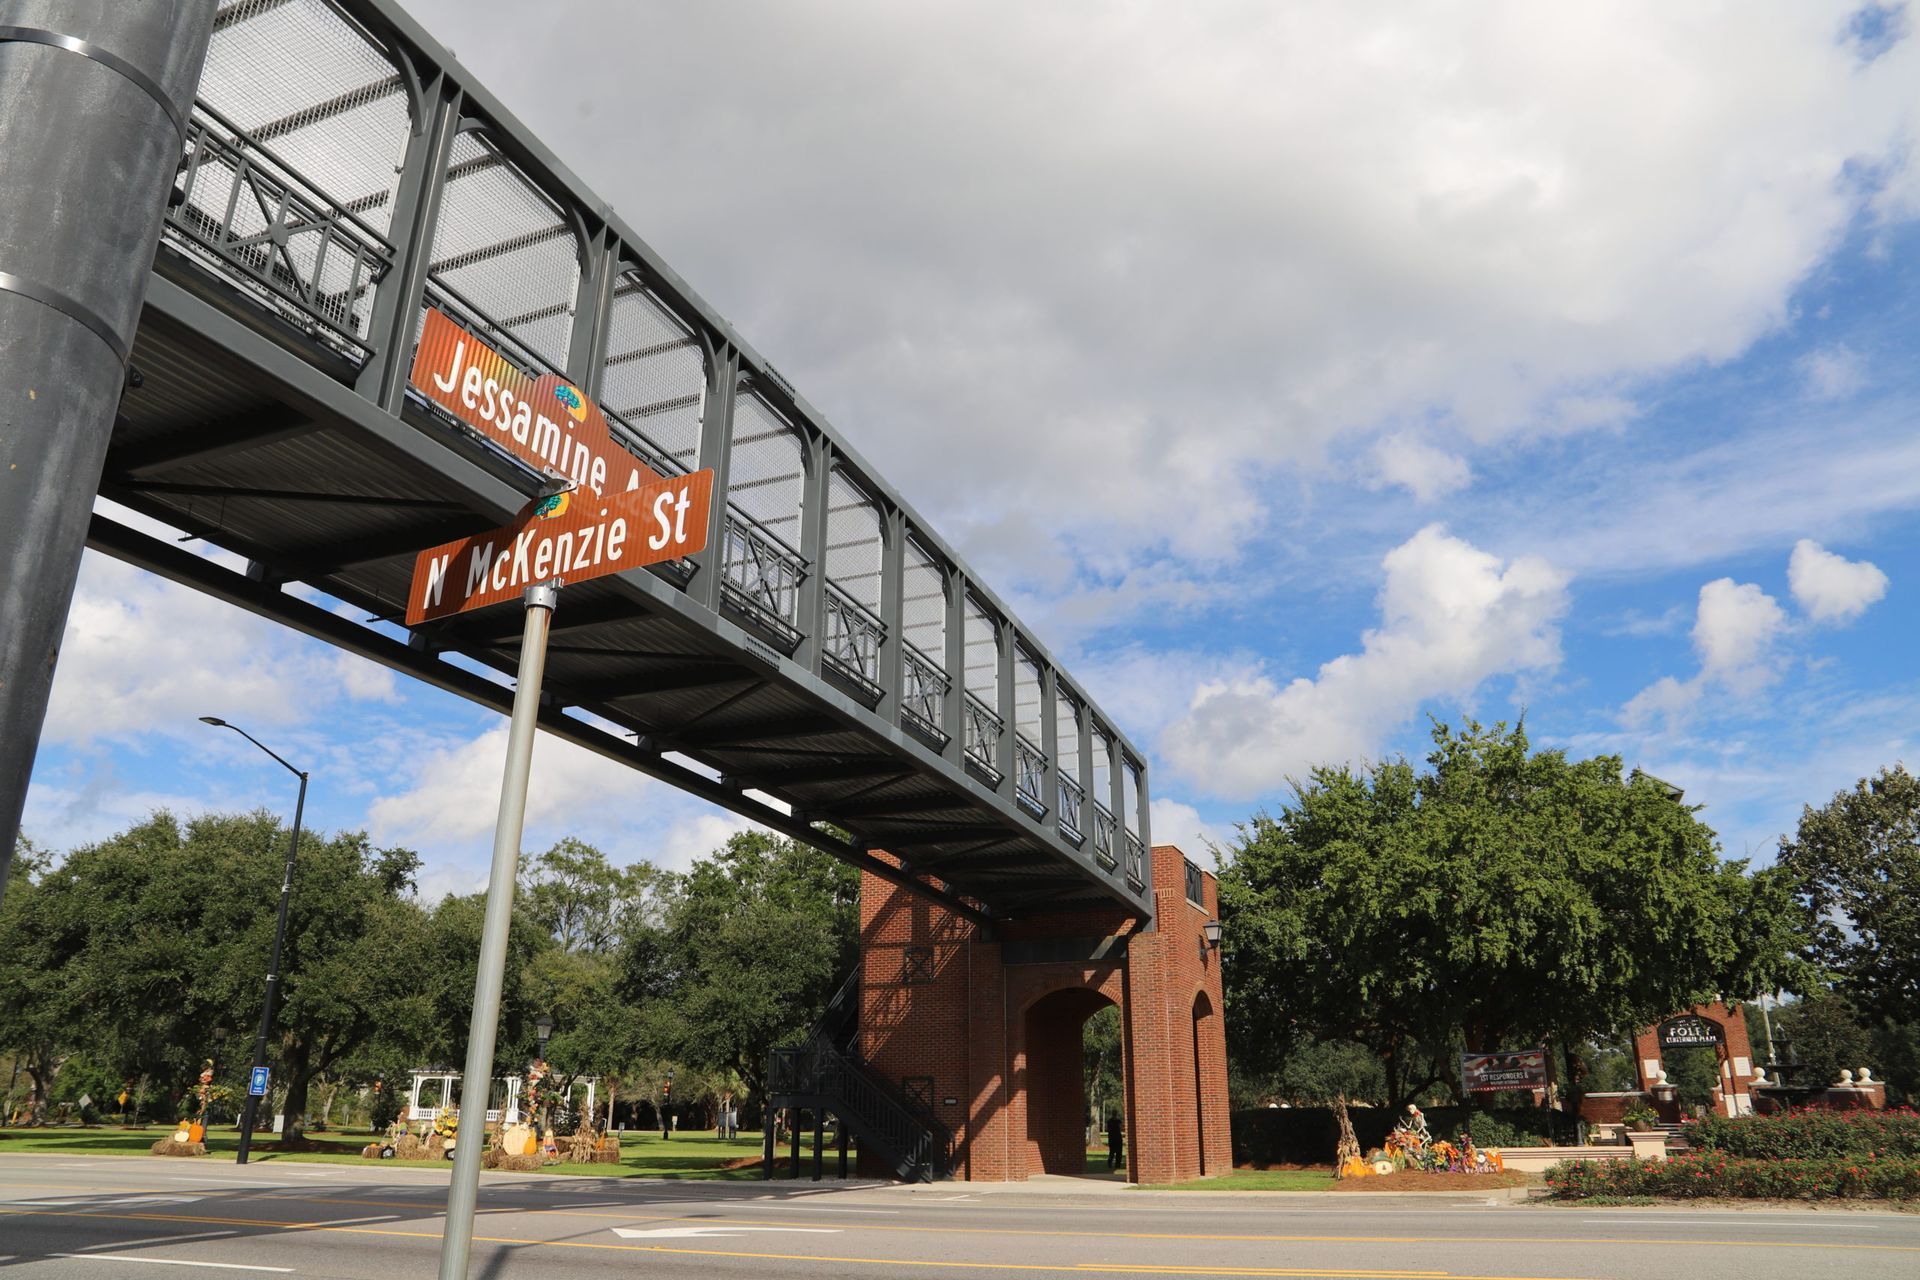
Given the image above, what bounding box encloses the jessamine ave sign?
[410,307,669,499]
[405,470,714,625]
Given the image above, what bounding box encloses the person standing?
[1106,1109,1125,1171]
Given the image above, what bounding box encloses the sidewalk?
[880,1174,1541,1202]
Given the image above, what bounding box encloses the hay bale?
[361,1143,384,1159]
[149,1139,206,1157]
[392,1134,427,1161]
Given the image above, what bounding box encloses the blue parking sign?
[249,1066,270,1097]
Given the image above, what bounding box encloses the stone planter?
[1626,1130,1669,1162]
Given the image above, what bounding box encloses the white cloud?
[1799,344,1867,399]
[1788,538,1888,623]
[1160,525,1568,797]
[403,0,1920,576]
[1149,797,1232,860]
[1623,576,1786,727]
[42,554,395,746]
[1692,578,1787,688]
[1367,432,1472,502]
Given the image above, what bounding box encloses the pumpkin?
[1371,1158,1394,1176]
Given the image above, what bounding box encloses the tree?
[1777,764,1920,1024]
[627,831,858,1103]
[1218,720,1802,1111]
[1774,990,1875,1092]
[518,837,663,955]
[9,812,433,1140]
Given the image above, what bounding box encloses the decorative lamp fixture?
[535,1013,555,1052]
[1203,919,1223,948]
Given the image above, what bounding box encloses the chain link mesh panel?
[1014,649,1044,741]
[201,0,410,234]
[426,129,580,372]
[965,597,1000,705]
[601,272,704,475]
[1123,761,1143,836]
[826,469,883,614]
[1056,692,1082,780]
[902,537,946,668]
[726,393,806,548]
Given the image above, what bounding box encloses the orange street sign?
[406,470,713,625]
[409,307,664,499]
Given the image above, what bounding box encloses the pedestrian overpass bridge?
[92,0,1153,925]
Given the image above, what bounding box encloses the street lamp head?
[1202,919,1223,948]
[535,1013,554,1042]
[199,716,227,727]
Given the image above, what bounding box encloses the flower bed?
[1682,1106,1920,1160]
[1546,1151,1920,1201]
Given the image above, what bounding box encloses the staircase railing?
[769,1034,950,1182]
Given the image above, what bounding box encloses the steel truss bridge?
[97,0,1154,923]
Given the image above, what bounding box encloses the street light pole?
[199,717,308,1166]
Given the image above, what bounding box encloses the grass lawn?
[1149,1167,1338,1191]
[0,1125,778,1180]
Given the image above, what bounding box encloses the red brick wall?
[1630,1001,1757,1117]
[856,843,1229,1182]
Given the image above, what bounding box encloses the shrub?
[1545,1151,1920,1201]
[1683,1107,1920,1160]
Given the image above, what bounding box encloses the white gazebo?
[405,1067,597,1127]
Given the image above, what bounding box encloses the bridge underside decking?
[101,270,1125,921]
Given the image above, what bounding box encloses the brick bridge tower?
[856,844,1230,1182]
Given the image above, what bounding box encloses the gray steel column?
[356,69,458,412]
[793,436,830,673]
[1135,760,1153,875]
[941,570,965,765]
[877,508,905,716]
[1039,662,1059,820]
[994,622,1015,795]
[567,226,615,396]
[0,0,218,896]
[686,347,736,612]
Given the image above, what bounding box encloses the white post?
[438,580,559,1280]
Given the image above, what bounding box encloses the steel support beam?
[0,0,218,894]
[104,406,317,477]
[85,512,992,929]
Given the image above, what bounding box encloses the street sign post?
[249,1067,270,1098]
[429,466,711,1280]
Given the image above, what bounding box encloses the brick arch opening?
[1021,986,1119,1176]
[1192,988,1222,1175]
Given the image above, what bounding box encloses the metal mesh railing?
[964,694,1003,784]
[1014,732,1047,817]
[720,512,806,650]
[1092,802,1117,871]
[727,392,806,547]
[200,0,409,236]
[426,128,579,371]
[166,103,395,356]
[601,271,705,474]
[823,582,885,698]
[902,644,949,743]
[826,469,883,614]
[1058,776,1085,843]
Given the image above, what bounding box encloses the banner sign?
[405,470,714,625]
[1658,1014,1724,1048]
[410,307,667,499]
[1461,1048,1549,1093]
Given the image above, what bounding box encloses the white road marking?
[767,1205,901,1214]
[612,1225,841,1239]
[49,1255,292,1273]
[78,1231,240,1251]
[1581,1214,1878,1228]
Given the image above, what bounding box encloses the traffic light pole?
[437,580,557,1280]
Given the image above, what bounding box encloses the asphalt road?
[1,1154,1914,1279]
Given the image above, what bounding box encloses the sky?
[22,0,1920,897]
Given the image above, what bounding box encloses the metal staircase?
[765,973,950,1182]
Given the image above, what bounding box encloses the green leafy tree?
[1083,1005,1123,1129]
[1775,991,1875,1092]
[1218,720,1802,1111]
[1777,764,1920,1024]
[518,837,663,955]
[627,831,858,1102]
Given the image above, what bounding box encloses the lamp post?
[199,716,308,1166]
[534,1014,554,1135]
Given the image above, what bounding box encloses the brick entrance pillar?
[857,844,1230,1182]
